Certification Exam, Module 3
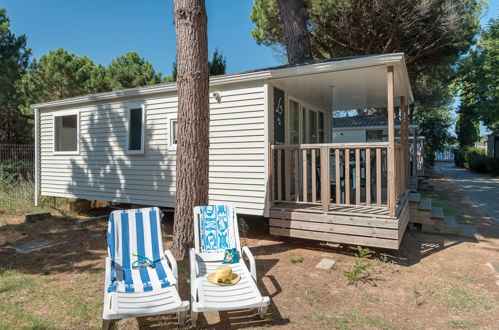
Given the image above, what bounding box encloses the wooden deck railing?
[269,142,407,213]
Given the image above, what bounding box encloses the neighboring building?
[435,145,457,162]
[332,116,417,143]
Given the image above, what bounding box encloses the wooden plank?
[269,144,274,203]
[285,150,291,201]
[366,148,371,205]
[387,65,395,216]
[269,227,398,250]
[277,149,282,201]
[271,142,389,150]
[355,148,361,205]
[269,209,399,228]
[294,150,299,202]
[320,146,330,212]
[311,149,316,203]
[269,218,399,239]
[376,148,381,206]
[302,149,308,203]
[335,148,341,205]
[345,149,350,205]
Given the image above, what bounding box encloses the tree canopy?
[251,0,483,106]
[456,18,498,140]
[105,52,162,90]
[0,8,31,143]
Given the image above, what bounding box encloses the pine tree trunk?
[172,0,209,260]
[277,0,313,65]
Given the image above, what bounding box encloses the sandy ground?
[0,173,498,329]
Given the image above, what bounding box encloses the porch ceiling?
[271,65,409,111]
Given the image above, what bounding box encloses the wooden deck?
[269,194,410,250]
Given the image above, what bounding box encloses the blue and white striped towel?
[107,207,171,293]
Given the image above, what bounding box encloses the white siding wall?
[332,129,366,143]
[39,81,267,215]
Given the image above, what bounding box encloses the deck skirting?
[269,198,410,250]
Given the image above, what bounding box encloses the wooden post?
[412,127,417,177]
[294,150,299,201]
[269,144,274,203]
[387,66,396,216]
[285,150,291,201]
[400,97,406,192]
[302,149,308,203]
[320,146,330,212]
[345,148,350,205]
[366,148,371,205]
[311,149,316,202]
[376,148,382,206]
[355,148,361,205]
[335,148,340,204]
[277,149,282,201]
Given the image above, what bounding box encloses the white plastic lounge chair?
[190,205,270,327]
[102,207,189,329]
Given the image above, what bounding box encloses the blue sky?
[2,0,497,76]
[1,0,281,76]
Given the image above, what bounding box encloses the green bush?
[455,147,488,173]
[485,157,499,176]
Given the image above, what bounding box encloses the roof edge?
[31,70,271,109]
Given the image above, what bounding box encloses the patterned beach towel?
[198,205,237,252]
[107,207,171,293]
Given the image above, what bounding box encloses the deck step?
[430,207,444,219]
[408,193,421,203]
[428,216,460,235]
[418,199,432,211]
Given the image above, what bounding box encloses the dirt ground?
[0,172,498,329]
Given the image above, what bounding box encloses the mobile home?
[32,53,415,249]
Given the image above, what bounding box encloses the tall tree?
[168,49,226,82]
[414,106,455,165]
[208,48,226,76]
[0,8,31,143]
[276,0,312,64]
[172,0,209,259]
[105,52,162,90]
[22,48,99,103]
[251,0,482,105]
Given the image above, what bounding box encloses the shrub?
[454,147,488,173]
[466,148,487,173]
[485,157,499,176]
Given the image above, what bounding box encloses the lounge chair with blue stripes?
[102,207,189,329]
[190,205,270,327]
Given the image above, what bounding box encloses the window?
[54,112,79,154]
[169,118,178,148]
[289,100,300,144]
[126,104,145,154]
[366,130,383,142]
[318,112,325,143]
[309,110,318,143]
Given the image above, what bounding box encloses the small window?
[54,112,79,153]
[169,118,178,148]
[366,130,383,142]
[126,105,145,154]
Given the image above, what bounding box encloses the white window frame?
[287,95,326,144]
[125,103,146,155]
[168,116,178,150]
[53,110,80,155]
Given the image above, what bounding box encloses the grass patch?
[301,311,394,330]
[304,289,317,303]
[289,254,303,264]
[449,320,476,329]
[437,286,495,312]
[422,191,465,223]
[361,292,381,304]
[0,267,102,329]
